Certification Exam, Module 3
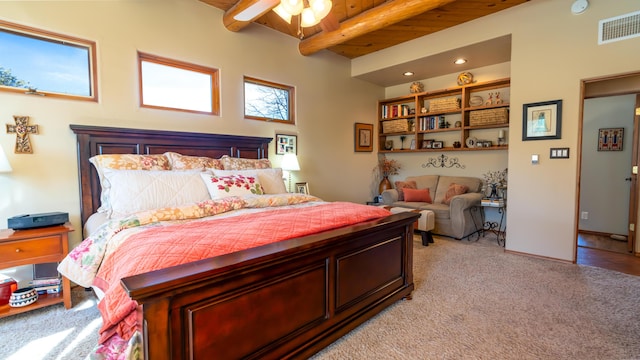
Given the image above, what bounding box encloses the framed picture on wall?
[354,123,373,152]
[522,99,562,141]
[276,134,297,155]
[598,128,624,151]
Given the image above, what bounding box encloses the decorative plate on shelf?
[469,96,483,107]
[465,136,477,148]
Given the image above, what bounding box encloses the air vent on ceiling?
[599,10,640,44]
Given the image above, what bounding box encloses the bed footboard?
[121,212,417,360]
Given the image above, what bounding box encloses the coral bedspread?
[60,197,391,355]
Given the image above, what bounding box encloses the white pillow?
[211,168,287,194]
[200,173,264,199]
[102,169,211,218]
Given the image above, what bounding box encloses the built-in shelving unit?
[378,78,510,153]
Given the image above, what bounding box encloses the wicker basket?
[428,97,460,112]
[382,119,409,133]
[469,108,509,126]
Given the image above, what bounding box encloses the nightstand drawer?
[0,235,64,264]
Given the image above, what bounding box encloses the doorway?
[576,71,640,268]
[579,94,635,254]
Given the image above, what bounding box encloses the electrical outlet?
[581,211,589,220]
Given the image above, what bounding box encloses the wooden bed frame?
[71,124,417,360]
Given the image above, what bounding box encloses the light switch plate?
[550,147,570,159]
[532,154,539,164]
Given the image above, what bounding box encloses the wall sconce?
[0,147,12,173]
[281,153,300,192]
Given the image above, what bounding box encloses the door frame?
[576,71,640,260]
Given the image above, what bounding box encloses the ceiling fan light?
[273,3,293,23]
[280,0,303,16]
[310,0,332,20]
[300,7,321,27]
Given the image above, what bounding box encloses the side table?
[481,198,506,246]
[0,223,74,318]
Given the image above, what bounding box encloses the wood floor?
[577,233,640,276]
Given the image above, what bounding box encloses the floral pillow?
[200,173,264,199]
[394,180,417,201]
[212,168,287,194]
[89,154,170,213]
[443,183,469,205]
[164,152,223,170]
[220,155,272,170]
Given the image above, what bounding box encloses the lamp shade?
[273,3,293,23]
[281,153,300,171]
[280,0,303,16]
[0,147,12,173]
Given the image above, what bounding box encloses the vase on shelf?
[379,176,392,194]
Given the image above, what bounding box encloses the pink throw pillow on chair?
[403,188,432,203]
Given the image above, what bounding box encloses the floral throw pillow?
[164,152,223,170]
[200,173,264,199]
[219,155,272,170]
[394,180,417,201]
[443,183,469,205]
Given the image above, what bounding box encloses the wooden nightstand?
[0,223,73,318]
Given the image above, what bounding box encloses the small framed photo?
[354,123,373,152]
[295,182,309,195]
[522,99,562,141]
[598,128,624,151]
[276,134,297,155]
[422,139,433,149]
[431,141,443,149]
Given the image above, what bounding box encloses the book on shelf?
[34,283,62,294]
[382,104,412,119]
[29,277,61,287]
[481,198,505,207]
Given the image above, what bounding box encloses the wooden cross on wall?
[6,115,39,154]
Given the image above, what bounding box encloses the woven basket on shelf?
[382,119,409,133]
[428,97,460,112]
[469,108,508,126]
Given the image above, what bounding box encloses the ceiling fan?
[229,0,339,36]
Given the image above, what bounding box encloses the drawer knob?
[15,248,21,253]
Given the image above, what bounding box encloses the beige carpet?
[1,235,639,360]
[313,236,640,359]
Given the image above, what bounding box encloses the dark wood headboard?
[70,125,272,227]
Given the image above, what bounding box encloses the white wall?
[354,0,640,260]
[0,0,383,248]
[580,95,635,235]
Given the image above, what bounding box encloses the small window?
[0,20,97,101]
[244,76,295,124]
[138,52,220,115]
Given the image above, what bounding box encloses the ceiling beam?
[222,0,280,32]
[299,0,457,56]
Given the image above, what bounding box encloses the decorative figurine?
[485,92,493,106]
[495,91,503,105]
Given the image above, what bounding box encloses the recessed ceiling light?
[403,71,414,76]
[454,58,467,65]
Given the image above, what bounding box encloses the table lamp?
[281,153,300,192]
